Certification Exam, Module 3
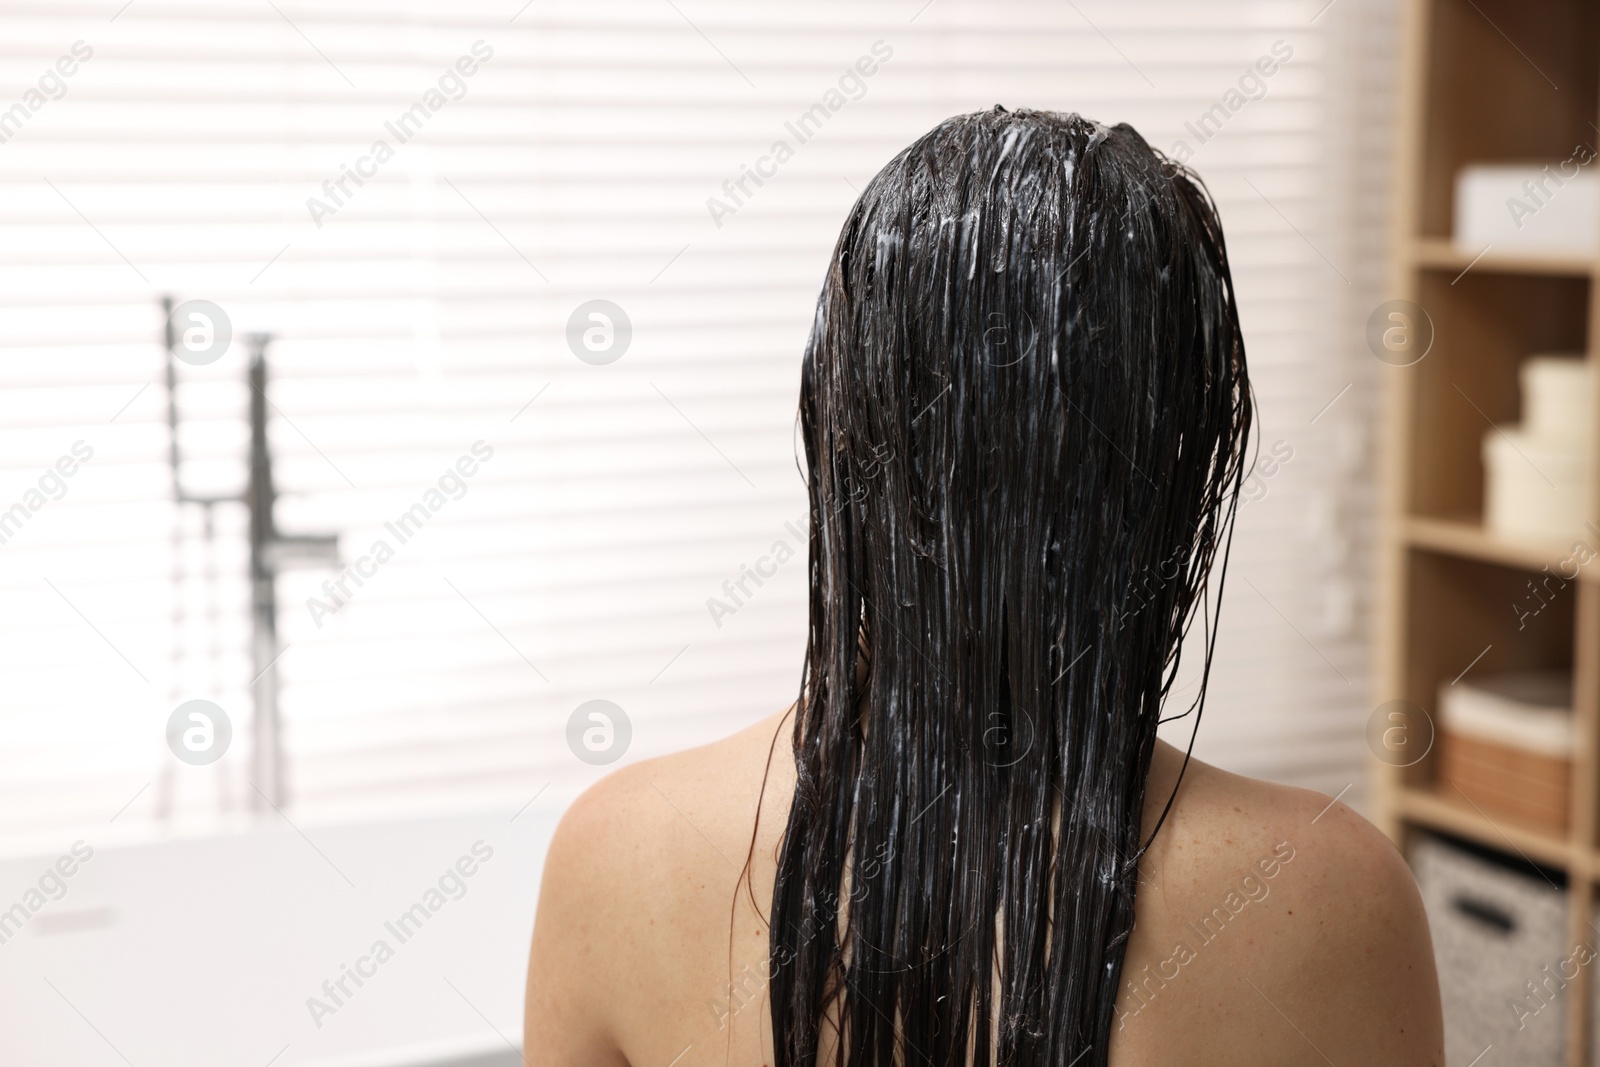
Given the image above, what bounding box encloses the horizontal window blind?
[0,0,1389,853]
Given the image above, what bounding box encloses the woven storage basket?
[1438,731,1571,832]
[1437,671,1575,833]
[1413,834,1568,1066]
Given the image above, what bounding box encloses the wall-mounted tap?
[162,298,340,813]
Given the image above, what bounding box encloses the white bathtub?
[0,809,554,1067]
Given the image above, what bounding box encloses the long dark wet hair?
[761,107,1253,1065]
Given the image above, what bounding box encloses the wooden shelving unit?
[1376,2,1600,1064]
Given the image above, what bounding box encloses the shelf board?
[1405,514,1595,574]
[1397,784,1577,873]
[1411,237,1596,278]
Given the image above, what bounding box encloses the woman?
[524,107,1442,1066]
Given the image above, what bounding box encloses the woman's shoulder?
[523,710,793,1065]
[1140,741,1418,908]
[531,707,794,959]
[547,707,795,878]
[1116,743,1444,1065]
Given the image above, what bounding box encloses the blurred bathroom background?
[0,1,1398,1064]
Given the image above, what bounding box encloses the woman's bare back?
[524,708,1443,1066]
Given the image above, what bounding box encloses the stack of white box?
[1456,163,1600,252]
[1483,355,1593,540]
